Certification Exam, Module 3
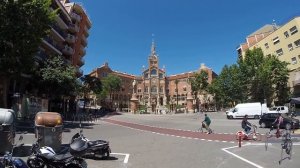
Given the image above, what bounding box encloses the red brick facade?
[90,42,217,113]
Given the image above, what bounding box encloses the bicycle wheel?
[279,145,284,165]
[253,133,262,141]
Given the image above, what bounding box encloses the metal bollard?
[238,134,242,148]
[236,131,243,148]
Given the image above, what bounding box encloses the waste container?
[0,108,15,154]
[35,112,63,152]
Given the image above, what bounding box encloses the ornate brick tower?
[140,40,167,113]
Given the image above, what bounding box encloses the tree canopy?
[210,48,290,107]
[39,55,77,98]
[0,0,55,107]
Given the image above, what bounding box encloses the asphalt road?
[10,112,300,168]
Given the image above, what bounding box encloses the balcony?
[65,34,76,44]
[81,35,87,46]
[35,50,48,62]
[63,57,72,65]
[76,67,83,77]
[42,37,62,55]
[69,23,79,33]
[51,24,66,41]
[71,12,81,22]
[55,15,69,30]
[80,46,86,56]
[78,58,85,66]
[84,25,89,37]
[62,45,74,56]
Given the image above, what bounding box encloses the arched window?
[151,69,157,76]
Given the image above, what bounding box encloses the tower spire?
[151,33,156,55]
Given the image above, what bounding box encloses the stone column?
[130,93,139,114]
[186,92,194,113]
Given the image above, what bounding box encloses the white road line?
[222,145,264,168]
[110,153,130,163]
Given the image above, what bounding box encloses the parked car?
[267,106,289,114]
[259,113,300,129]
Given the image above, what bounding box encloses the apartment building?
[89,41,217,113]
[11,0,91,115]
[37,0,91,77]
[61,0,92,76]
[237,16,300,96]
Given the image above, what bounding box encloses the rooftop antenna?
[272,19,277,30]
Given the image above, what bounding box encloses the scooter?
[27,138,87,168]
[0,136,28,168]
[69,124,111,159]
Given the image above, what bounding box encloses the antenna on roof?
[272,19,277,30]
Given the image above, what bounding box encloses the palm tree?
[189,71,209,112]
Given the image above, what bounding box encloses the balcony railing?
[55,14,69,30]
[51,24,66,40]
[84,25,89,37]
[63,57,72,65]
[35,51,48,62]
[71,12,81,22]
[76,67,83,77]
[78,58,85,66]
[69,23,79,33]
[65,34,75,44]
[81,35,87,46]
[43,37,62,55]
[80,46,86,56]
[62,45,74,56]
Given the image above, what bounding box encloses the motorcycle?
[69,124,111,159]
[26,138,86,168]
[0,136,28,168]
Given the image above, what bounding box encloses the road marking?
[110,153,130,163]
[222,145,264,168]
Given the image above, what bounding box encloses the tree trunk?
[0,76,10,108]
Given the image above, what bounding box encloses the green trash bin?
[35,112,63,152]
[0,108,15,155]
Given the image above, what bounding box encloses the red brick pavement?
[103,118,238,142]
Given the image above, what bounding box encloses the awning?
[289,97,300,104]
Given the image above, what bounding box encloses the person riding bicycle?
[241,115,252,136]
[202,114,212,134]
[272,113,284,138]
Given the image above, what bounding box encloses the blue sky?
[74,0,300,76]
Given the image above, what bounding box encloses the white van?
[226,102,267,119]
